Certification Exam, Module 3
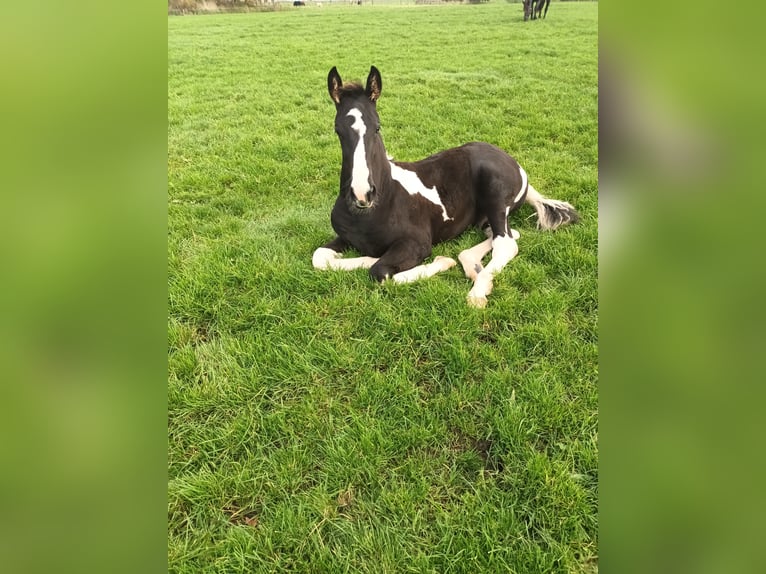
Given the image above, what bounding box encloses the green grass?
[168,3,597,572]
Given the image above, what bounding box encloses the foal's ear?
[328,66,342,105]
[366,66,382,102]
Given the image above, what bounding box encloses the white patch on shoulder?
[389,162,453,221]
[514,167,528,203]
[347,108,370,203]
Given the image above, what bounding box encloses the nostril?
[354,188,375,209]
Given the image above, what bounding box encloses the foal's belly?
[433,211,475,244]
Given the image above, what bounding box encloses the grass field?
[168,3,598,572]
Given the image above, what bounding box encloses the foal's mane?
[338,82,365,99]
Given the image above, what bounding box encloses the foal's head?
[328,66,386,210]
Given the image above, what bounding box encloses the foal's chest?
[330,207,391,257]
[331,200,432,258]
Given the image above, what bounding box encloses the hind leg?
[459,238,493,282]
[467,232,520,308]
[464,173,524,307]
[465,201,521,307]
[458,225,493,281]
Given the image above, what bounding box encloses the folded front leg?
[392,256,457,284]
[369,237,433,283]
[313,248,379,271]
[312,236,379,271]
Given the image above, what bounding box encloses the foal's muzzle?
[354,186,376,209]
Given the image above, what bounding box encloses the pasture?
[168,3,598,572]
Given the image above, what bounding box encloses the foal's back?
[397,142,526,239]
[404,142,523,197]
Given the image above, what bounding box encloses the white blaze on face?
[389,162,453,221]
[346,108,371,203]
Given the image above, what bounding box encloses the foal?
[312,66,578,307]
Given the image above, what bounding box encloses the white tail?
[525,185,580,230]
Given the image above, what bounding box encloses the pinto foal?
[312,66,578,307]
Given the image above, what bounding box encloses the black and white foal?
[312,66,578,307]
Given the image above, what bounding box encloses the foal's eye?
[375,126,381,134]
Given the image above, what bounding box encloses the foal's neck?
[375,142,395,181]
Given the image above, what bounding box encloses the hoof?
[433,256,457,270]
[467,294,488,308]
[312,247,340,269]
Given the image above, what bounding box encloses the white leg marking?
[466,234,520,308]
[458,238,492,281]
[313,247,339,269]
[312,247,378,271]
[330,256,379,271]
[391,256,456,284]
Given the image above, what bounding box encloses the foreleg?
[391,256,456,284]
[458,230,493,282]
[369,238,444,283]
[312,237,379,271]
[466,232,520,308]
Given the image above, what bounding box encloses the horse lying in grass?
[312,66,578,308]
